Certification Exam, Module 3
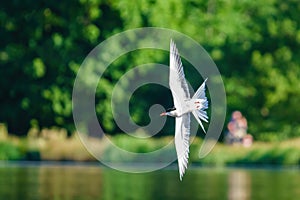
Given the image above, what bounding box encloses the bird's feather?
[169,39,190,116]
[192,79,209,133]
[193,78,207,100]
[169,39,191,180]
[192,111,206,134]
[174,113,190,181]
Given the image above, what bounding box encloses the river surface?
[0,162,299,200]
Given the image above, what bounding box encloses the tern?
[160,39,209,180]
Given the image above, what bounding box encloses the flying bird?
[160,39,209,180]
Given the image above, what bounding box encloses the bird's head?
[160,107,176,117]
[160,112,168,116]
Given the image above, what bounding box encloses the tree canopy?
[1,0,300,140]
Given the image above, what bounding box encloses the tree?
[1,0,300,140]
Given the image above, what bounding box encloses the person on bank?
[225,111,253,147]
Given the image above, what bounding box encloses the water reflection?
[228,170,251,200]
[38,166,103,200]
[0,164,300,200]
[0,164,104,200]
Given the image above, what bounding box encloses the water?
[0,163,299,200]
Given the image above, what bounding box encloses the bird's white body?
[161,39,209,181]
[165,98,207,117]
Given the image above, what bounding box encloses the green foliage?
[1,129,300,167]
[0,0,300,139]
[111,134,172,153]
[0,141,22,160]
[193,139,300,166]
[0,0,122,134]
[103,134,174,162]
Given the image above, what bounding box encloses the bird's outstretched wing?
[169,39,190,115]
[169,39,191,180]
[174,113,190,181]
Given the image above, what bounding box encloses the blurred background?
[1,0,300,139]
[0,0,300,199]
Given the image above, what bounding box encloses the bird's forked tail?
[192,79,209,133]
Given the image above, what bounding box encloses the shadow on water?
[0,162,300,200]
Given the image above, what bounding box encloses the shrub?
[0,141,22,160]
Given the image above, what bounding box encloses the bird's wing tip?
[170,38,174,45]
[170,39,176,48]
[179,170,184,181]
[203,78,208,84]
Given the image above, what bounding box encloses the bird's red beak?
[160,112,166,116]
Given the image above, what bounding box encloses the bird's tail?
[192,79,208,133]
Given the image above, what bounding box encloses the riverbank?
[1,127,300,166]
[193,139,300,166]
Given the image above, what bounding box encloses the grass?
[1,126,300,167]
[193,139,300,166]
